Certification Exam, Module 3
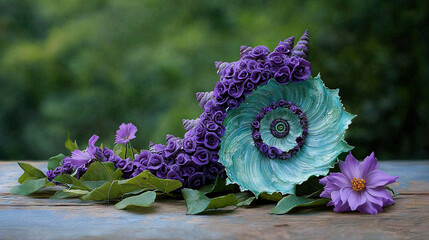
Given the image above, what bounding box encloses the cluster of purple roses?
[251,100,309,160]
[213,31,311,110]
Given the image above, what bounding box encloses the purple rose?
[254,140,262,148]
[259,143,269,154]
[192,146,211,166]
[103,147,114,159]
[203,162,224,181]
[156,164,168,178]
[296,136,305,147]
[291,58,312,82]
[148,154,163,170]
[203,100,216,113]
[251,120,260,129]
[150,143,166,156]
[206,121,219,132]
[260,70,272,85]
[187,172,206,188]
[227,98,239,110]
[240,45,252,59]
[164,139,181,158]
[167,170,184,183]
[169,164,181,173]
[268,147,282,159]
[236,60,247,70]
[243,79,255,95]
[183,137,197,153]
[257,61,272,71]
[274,66,291,84]
[268,52,286,66]
[213,110,226,124]
[204,132,221,150]
[134,150,151,167]
[228,82,244,98]
[249,70,262,84]
[290,104,298,113]
[222,64,235,79]
[252,131,261,140]
[215,94,229,106]
[274,44,291,54]
[116,158,134,173]
[270,102,278,110]
[246,59,258,71]
[214,81,227,97]
[108,155,121,165]
[249,46,270,59]
[91,147,104,160]
[76,165,88,179]
[215,125,225,137]
[53,166,63,176]
[62,161,74,174]
[131,167,144,178]
[193,124,206,144]
[46,170,56,182]
[181,161,200,177]
[176,152,190,165]
[256,113,264,121]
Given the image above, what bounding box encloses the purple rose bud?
[183,137,197,154]
[134,150,151,167]
[76,165,88,179]
[257,61,272,71]
[236,60,247,70]
[116,158,132,173]
[181,161,200,177]
[259,143,269,154]
[169,164,181,173]
[108,155,122,165]
[270,102,278,109]
[193,124,206,144]
[252,120,260,130]
[213,110,227,124]
[249,70,262,84]
[268,147,282,159]
[206,121,219,132]
[254,140,262,148]
[167,170,184,183]
[250,46,270,59]
[274,44,290,54]
[131,167,144,178]
[176,152,190,165]
[290,105,298,113]
[274,66,291,84]
[260,70,272,85]
[240,45,252,59]
[164,139,181,158]
[227,98,240,110]
[252,131,262,140]
[222,64,235,79]
[148,154,163,170]
[204,132,221,150]
[214,81,227,97]
[103,147,114,159]
[256,113,264,121]
[268,52,286,66]
[215,125,225,137]
[62,161,74,174]
[228,82,244,98]
[215,94,229,106]
[243,79,255,95]
[246,59,258,71]
[150,143,166,156]
[291,58,312,82]
[91,147,104,161]
[156,164,168,178]
[203,162,224,181]
[187,172,206,189]
[53,166,63,176]
[192,146,211,166]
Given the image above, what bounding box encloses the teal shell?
[218,74,355,196]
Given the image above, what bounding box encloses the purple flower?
[108,155,121,165]
[115,123,138,144]
[61,161,74,174]
[246,59,258,71]
[134,150,151,167]
[164,139,181,158]
[213,110,226,124]
[192,146,211,166]
[249,46,270,59]
[214,81,227,96]
[249,70,262,84]
[150,143,166,155]
[268,52,286,67]
[227,98,239,110]
[268,147,282,159]
[176,152,190,165]
[147,154,164,170]
[76,165,88,179]
[181,161,200,177]
[167,170,184,183]
[183,138,197,153]
[259,143,269,154]
[257,61,272,71]
[193,124,206,144]
[116,158,134,173]
[291,58,312,82]
[251,120,260,129]
[206,121,219,132]
[156,164,168,178]
[187,172,206,188]
[203,162,224,181]
[243,80,255,95]
[320,152,398,214]
[228,82,244,98]
[252,131,261,140]
[131,167,145,178]
[274,66,291,84]
[46,170,56,182]
[103,147,114,159]
[204,132,221,150]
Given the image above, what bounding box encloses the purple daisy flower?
[115,123,138,144]
[319,152,398,214]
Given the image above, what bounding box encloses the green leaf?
[259,192,283,202]
[270,195,330,214]
[81,180,122,201]
[53,174,91,191]
[17,162,46,179]
[115,191,156,210]
[65,132,79,152]
[10,178,53,195]
[18,173,31,184]
[48,154,66,170]
[182,188,238,215]
[51,189,90,199]
[199,176,239,194]
[295,176,324,197]
[80,161,120,182]
[235,192,255,207]
[119,170,182,194]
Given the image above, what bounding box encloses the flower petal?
[356,201,378,214]
[340,186,353,203]
[344,152,361,178]
[328,173,351,187]
[365,170,398,188]
[358,152,379,178]
[366,186,394,203]
[348,191,366,210]
[333,202,351,212]
[362,190,383,206]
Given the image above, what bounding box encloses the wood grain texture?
[1,161,429,240]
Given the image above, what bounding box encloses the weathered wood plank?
[1,160,428,240]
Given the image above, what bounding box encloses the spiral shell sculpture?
[128,30,355,194]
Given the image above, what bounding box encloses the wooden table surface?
[1,160,429,240]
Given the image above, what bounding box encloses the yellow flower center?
[351,177,365,192]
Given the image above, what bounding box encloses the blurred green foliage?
[0,0,428,160]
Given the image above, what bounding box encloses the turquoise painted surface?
[219,75,355,196]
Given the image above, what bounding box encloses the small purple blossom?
[115,123,138,144]
[147,154,163,170]
[320,152,398,214]
[187,172,206,188]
